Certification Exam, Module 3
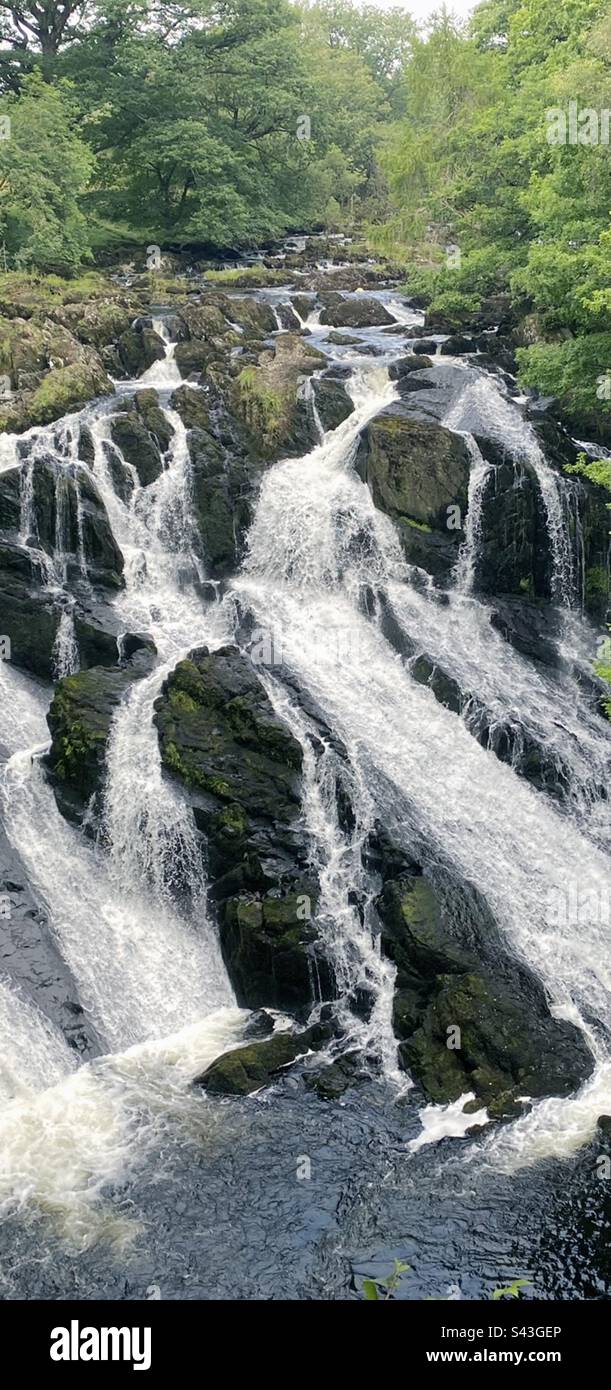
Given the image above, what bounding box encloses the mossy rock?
[379,871,591,1116]
[46,658,151,824]
[170,384,212,432]
[235,334,324,458]
[117,326,165,377]
[196,1019,334,1095]
[356,405,470,532]
[133,389,174,452]
[110,411,163,486]
[312,377,354,431]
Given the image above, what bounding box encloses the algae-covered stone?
[133,389,173,453]
[154,645,331,1009]
[196,1019,334,1095]
[235,333,324,458]
[357,405,470,531]
[46,657,152,825]
[110,411,163,486]
[378,870,591,1117]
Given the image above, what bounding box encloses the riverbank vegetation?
[0,0,608,428]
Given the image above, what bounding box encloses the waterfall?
[138,318,182,389]
[52,608,80,681]
[450,435,492,594]
[447,374,577,605]
[1,257,610,1275]
[235,356,611,1157]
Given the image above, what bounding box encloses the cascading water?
[0,255,610,1296]
[235,357,611,1161]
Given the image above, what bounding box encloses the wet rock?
[117,325,165,377]
[110,411,163,487]
[76,468,125,587]
[176,300,232,341]
[320,297,394,329]
[133,389,174,453]
[154,645,331,1009]
[357,407,470,531]
[275,303,301,332]
[410,655,463,712]
[304,1050,364,1100]
[170,384,212,432]
[389,355,433,379]
[439,335,477,355]
[489,597,561,667]
[0,823,101,1061]
[217,295,277,339]
[0,542,59,678]
[291,294,316,321]
[378,873,591,1117]
[326,331,364,346]
[188,426,257,576]
[474,453,552,600]
[196,1019,335,1096]
[234,333,325,459]
[46,652,154,826]
[311,377,354,431]
[174,340,219,378]
[412,339,438,356]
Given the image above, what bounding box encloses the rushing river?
[0,247,609,1299]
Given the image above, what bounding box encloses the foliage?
[362,1260,410,1300]
[373,0,611,428]
[0,74,93,273]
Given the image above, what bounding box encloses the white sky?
[366,0,476,21]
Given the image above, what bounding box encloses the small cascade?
[451,435,492,593]
[138,318,181,389]
[52,607,80,681]
[449,373,577,605]
[260,677,403,1080]
[299,375,325,442]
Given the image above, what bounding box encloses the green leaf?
[362,1279,380,1300]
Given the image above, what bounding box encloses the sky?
[365,0,476,21]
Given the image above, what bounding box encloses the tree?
[0,73,93,271]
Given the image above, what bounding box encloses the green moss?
[564,452,611,491]
[26,361,113,426]
[237,366,291,447]
[219,804,247,834]
[585,565,609,602]
[204,266,289,287]
[168,687,198,714]
[403,516,432,533]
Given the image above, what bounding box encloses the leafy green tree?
[0,73,93,272]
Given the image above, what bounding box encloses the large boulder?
[45,653,153,826]
[154,645,331,1009]
[0,542,59,678]
[312,376,354,431]
[196,1019,335,1096]
[320,297,394,329]
[109,411,163,487]
[378,872,591,1117]
[356,404,470,577]
[235,333,325,459]
[188,427,258,576]
[6,454,124,588]
[117,325,165,377]
[474,450,552,600]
